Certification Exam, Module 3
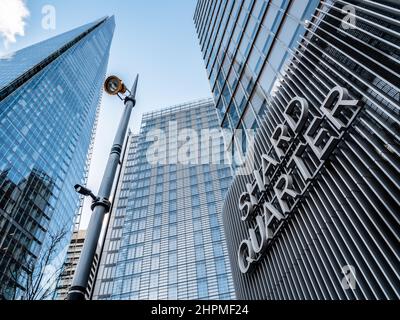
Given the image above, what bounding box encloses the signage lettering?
[237,86,361,274]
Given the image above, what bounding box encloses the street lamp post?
[67,75,139,300]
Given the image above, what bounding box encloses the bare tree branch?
[17,227,69,300]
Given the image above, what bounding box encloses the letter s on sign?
[239,189,254,222]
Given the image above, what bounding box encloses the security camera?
[74,184,98,201]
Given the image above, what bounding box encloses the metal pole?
[67,75,139,300]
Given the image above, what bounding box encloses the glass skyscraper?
[94,99,236,300]
[194,0,319,157]
[0,17,115,300]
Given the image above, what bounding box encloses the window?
[133,259,142,274]
[193,206,201,218]
[153,227,161,240]
[169,190,177,200]
[210,214,219,227]
[217,275,230,294]
[243,104,257,130]
[155,205,162,215]
[191,185,199,194]
[213,242,224,257]
[149,288,158,300]
[215,258,226,275]
[152,241,160,254]
[189,166,197,175]
[193,218,202,231]
[195,246,205,261]
[192,196,200,206]
[208,203,216,214]
[259,63,276,95]
[170,212,177,223]
[169,224,177,236]
[149,272,159,288]
[169,267,178,284]
[169,251,177,267]
[198,279,208,299]
[131,276,140,292]
[106,253,117,264]
[137,231,145,243]
[154,214,161,226]
[151,255,160,270]
[277,15,298,47]
[194,232,203,246]
[196,262,207,278]
[211,228,221,241]
[203,172,212,181]
[253,0,267,19]
[168,285,178,300]
[155,193,163,203]
[169,237,177,251]
[190,176,198,185]
[99,281,111,295]
[127,245,144,259]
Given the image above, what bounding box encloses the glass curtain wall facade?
[0,17,115,300]
[94,99,236,300]
[222,0,400,300]
[194,0,319,159]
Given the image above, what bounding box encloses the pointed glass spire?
[0,16,115,300]
[0,18,104,92]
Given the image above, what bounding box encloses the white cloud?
[0,0,30,48]
[0,51,16,60]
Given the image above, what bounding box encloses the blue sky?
[1,0,211,228]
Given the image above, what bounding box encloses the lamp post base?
[66,286,86,300]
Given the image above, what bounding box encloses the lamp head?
[104,76,127,96]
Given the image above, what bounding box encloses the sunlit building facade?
[0,17,115,299]
[94,99,236,300]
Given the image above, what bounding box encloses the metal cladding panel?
[222,0,400,300]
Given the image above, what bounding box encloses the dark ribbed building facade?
[194,0,320,163]
[199,0,400,300]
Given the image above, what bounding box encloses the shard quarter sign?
[237,86,361,274]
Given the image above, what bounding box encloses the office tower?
[55,230,99,300]
[92,133,139,300]
[0,17,115,300]
[222,0,400,299]
[194,0,319,158]
[94,99,236,300]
